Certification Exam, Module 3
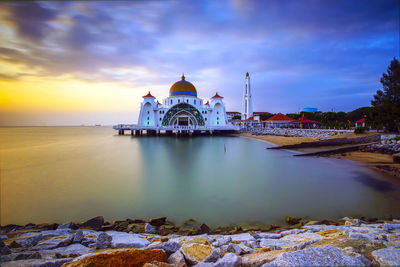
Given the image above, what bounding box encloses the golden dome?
[169,74,197,97]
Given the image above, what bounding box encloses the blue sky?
[0,0,398,125]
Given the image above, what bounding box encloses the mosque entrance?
[170,111,197,127]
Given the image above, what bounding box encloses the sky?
[0,0,398,126]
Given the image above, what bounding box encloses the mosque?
[114,74,238,135]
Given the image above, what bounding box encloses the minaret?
[242,72,253,120]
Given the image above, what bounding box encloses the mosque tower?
[242,72,253,120]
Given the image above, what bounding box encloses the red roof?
[265,113,294,122]
[245,116,255,121]
[355,118,365,123]
[205,101,209,105]
[143,91,155,98]
[292,116,318,123]
[212,92,223,98]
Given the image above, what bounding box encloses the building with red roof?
[263,113,294,127]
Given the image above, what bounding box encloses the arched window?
[178,99,180,103]
[170,100,172,105]
[147,111,150,114]
[194,100,196,105]
[186,99,189,103]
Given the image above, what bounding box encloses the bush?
[354,127,366,134]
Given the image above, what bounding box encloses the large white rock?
[280,232,326,243]
[372,248,400,266]
[254,233,282,239]
[50,243,93,257]
[106,231,149,248]
[229,233,256,243]
[263,246,365,266]
[33,235,73,250]
[168,250,186,265]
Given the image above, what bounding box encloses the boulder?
[254,233,282,239]
[127,223,145,233]
[285,216,301,225]
[57,222,77,230]
[145,223,156,234]
[51,243,93,257]
[62,248,167,267]
[14,252,41,260]
[33,235,73,250]
[72,230,84,243]
[96,232,112,249]
[383,223,400,231]
[149,217,167,227]
[147,241,181,255]
[180,243,213,265]
[168,250,186,265]
[143,262,175,267]
[214,252,241,267]
[372,248,400,266]
[242,250,285,267]
[199,224,212,234]
[4,233,43,248]
[263,246,365,266]
[2,258,73,267]
[0,239,11,255]
[80,216,104,230]
[230,233,256,243]
[107,231,150,248]
[259,239,294,250]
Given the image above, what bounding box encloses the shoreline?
[236,133,400,179]
[1,215,399,266]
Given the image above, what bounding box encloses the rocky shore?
[241,128,353,139]
[1,216,400,266]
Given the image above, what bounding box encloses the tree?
[232,115,241,120]
[371,58,400,132]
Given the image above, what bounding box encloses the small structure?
[263,113,294,128]
[355,118,366,127]
[292,115,318,129]
[226,111,241,120]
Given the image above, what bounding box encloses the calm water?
[1,127,400,226]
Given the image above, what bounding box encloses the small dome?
[169,74,197,97]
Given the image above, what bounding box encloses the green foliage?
[354,127,366,134]
[286,113,300,120]
[371,58,400,132]
[232,115,241,120]
[259,113,273,121]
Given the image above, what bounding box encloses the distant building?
[241,72,253,120]
[300,107,318,113]
[226,111,241,120]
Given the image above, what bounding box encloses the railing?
[113,124,239,131]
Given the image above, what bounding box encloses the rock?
[372,248,400,266]
[383,223,400,231]
[180,243,213,265]
[57,222,77,230]
[242,250,285,267]
[63,248,167,267]
[285,216,301,225]
[263,246,365,266]
[127,223,145,233]
[96,232,112,249]
[213,236,232,247]
[143,262,175,267]
[149,217,167,227]
[168,250,186,265]
[107,231,150,248]
[72,230,84,243]
[345,219,361,226]
[259,239,294,250]
[51,243,93,257]
[0,239,11,255]
[101,224,115,231]
[387,233,400,248]
[254,233,282,239]
[145,223,157,234]
[348,232,377,240]
[230,233,256,243]
[147,241,181,255]
[203,248,221,262]
[80,216,104,230]
[14,252,42,260]
[214,252,241,267]
[2,258,73,267]
[281,232,326,244]
[33,235,73,250]
[0,255,11,263]
[114,221,130,232]
[199,224,212,234]
[227,243,243,255]
[5,233,44,248]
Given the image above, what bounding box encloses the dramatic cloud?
[0,0,398,125]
